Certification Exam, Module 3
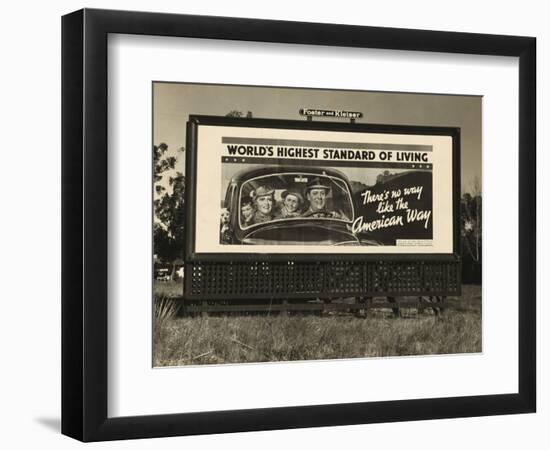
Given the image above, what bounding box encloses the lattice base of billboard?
[185,260,461,300]
[181,296,448,317]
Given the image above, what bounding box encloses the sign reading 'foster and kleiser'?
[299,108,363,119]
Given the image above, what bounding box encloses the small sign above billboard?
[299,108,363,119]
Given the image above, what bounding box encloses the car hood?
[240,221,360,246]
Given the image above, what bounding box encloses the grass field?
[154,279,184,298]
[153,284,481,367]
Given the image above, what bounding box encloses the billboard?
[186,116,459,260]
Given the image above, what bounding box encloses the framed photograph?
[62,8,536,442]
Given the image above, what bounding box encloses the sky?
[153,82,481,195]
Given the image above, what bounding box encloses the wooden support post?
[417,296,424,315]
[387,296,400,318]
[367,296,373,316]
[438,295,446,316]
[322,298,332,316]
[356,296,370,318]
[180,299,186,317]
[424,295,444,317]
[281,299,289,316]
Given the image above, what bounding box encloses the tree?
[460,178,482,264]
[153,110,252,276]
[154,143,176,187]
[376,170,396,184]
[460,185,482,284]
[153,143,185,277]
[225,110,253,118]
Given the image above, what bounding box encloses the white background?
[0,0,546,449]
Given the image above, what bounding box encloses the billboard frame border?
[185,114,461,262]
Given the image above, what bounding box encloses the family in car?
[241,177,344,227]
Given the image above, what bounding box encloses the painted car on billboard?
[221,166,379,246]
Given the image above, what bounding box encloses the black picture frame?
[62,8,536,442]
[185,115,461,262]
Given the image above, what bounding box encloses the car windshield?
[239,172,354,229]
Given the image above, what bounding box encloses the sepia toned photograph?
[153,82,481,367]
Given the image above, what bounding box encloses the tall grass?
[154,296,180,321]
[153,286,482,367]
[154,297,181,350]
[154,310,481,367]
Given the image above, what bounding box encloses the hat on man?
[281,190,304,204]
[305,177,331,194]
[251,185,274,200]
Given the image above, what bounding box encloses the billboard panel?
[187,117,459,260]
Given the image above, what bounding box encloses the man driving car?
[302,177,343,219]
